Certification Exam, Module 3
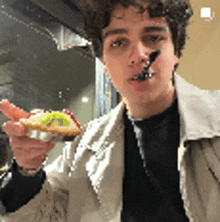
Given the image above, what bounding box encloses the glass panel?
[95,58,119,118]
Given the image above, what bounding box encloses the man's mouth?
[132,71,152,81]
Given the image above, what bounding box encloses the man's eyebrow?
[102,25,168,40]
[102,29,128,40]
[143,25,168,33]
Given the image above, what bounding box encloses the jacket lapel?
[174,73,220,186]
[85,102,125,220]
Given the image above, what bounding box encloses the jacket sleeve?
[0,159,46,214]
[0,129,86,222]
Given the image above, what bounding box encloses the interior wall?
[177,0,220,90]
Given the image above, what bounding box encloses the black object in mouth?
[132,72,152,81]
[149,50,161,64]
[133,50,161,81]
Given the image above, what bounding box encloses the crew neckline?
[126,99,178,124]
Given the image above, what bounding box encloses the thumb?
[0,100,31,121]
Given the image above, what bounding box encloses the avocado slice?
[41,112,70,126]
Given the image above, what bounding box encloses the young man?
[0,0,220,221]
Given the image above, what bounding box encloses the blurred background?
[177,0,220,89]
[0,0,218,168]
[0,0,119,167]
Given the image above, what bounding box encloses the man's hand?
[0,100,55,169]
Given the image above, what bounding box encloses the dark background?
[0,0,96,167]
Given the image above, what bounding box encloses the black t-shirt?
[121,99,189,222]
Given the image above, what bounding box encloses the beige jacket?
[1,74,220,222]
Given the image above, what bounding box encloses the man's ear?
[173,53,179,70]
[99,57,108,73]
[174,51,179,62]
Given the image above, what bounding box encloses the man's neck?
[125,90,177,120]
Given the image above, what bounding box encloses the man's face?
[100,3,178,109]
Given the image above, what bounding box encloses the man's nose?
[128,41,150,66]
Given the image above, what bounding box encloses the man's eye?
[149,35,163,42]
[142,35,165,48]
[110,38,125,47]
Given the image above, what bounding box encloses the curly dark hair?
[77,0,193,59]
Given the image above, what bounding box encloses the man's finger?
[0,100,31,121]
[2,121,29,136]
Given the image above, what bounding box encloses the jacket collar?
[174,74,220,142]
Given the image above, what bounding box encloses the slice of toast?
[20,109,82,137]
